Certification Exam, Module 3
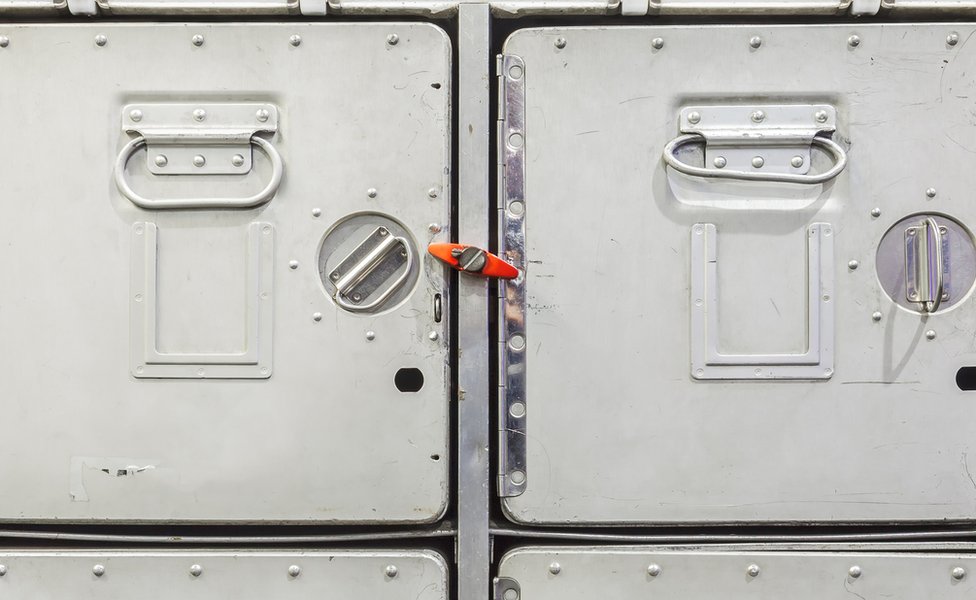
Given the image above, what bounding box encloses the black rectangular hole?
[956,367,976,390]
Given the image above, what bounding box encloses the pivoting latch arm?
[428,243,519,279]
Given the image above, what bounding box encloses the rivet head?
[751,156,765,169]
[385,565,398,579]
[154,155,169,167]
[647,564,661,577]
[0,565,7,576]
[94,34,107,47]
[749,36,762,49]
[751,110,765,123]
[503,589,519,600]
[926,329,937,340]
[510,470,526,484]
[849,565,862,579]
[93,564,106,577]
[848,259,859,270]
[713,156,727,169]
[386,33,399,46]
[256,108,270,122]
[548,562,561,575]
[952,566,966,580]
[815,110,829,123]
[0,36,9,48]
[190,564,203,577]
[192,155,206,168]
[554,37,567,49]
[365,330,376,341]
[288,565,301,577]
[791,155,805,168]
[848,35,861,48]
[312,312,322,322]
[191,34,204,47]
[428,223,442,233]
[428,331,439,341]
[872,311,882,322]
[289,34,302,47]
[288,260,299,270]
[747,564,761,577]
[427,187,439,198]
[948,32,960,46]
[367,188,378,198]
[651,37,664,50]
[129,109,144,122]
[926,187,937,198]
[312,208,322,217]
[193,108,206,122]
[870,207,882,218]
[231,154,245,167]
[687,111,701,124]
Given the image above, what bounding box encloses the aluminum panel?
[498,547,975,600]
[0,22,450,523]
[0,550,447,599]
[502,23,976,524]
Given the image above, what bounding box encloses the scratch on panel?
[69,457,161,502]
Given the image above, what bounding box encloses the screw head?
[791,155,805,168]
[751,156,765,169]
[647,564,661,577]
[93,564,106,577]
[554,37,567,49]
[289,34,302,47]
[948,32,960,46]
[848,34,861,48]
[288,260,299,270]
[192,155,206,168]
[870,207,882,218]
[428,187,439,198]
[926,187,937,198]
[849,566,862,579]
[549,562,561,575]
[154,155,169,167]
[386,33,399,46]
[367,188,378,198]
[192,108,206,122]
[926,329,937,340]
[751,110,765,123]
[190,564,203,577]
[952,566,966,580]
[749,36,762,49]
[872,311,883,322]
[94,34,107,47]
[713,156,727,169]
[129,109,144,122]
[747,564,761,577]
[256,108,270,122]
[312,312,322,322]
[848,259,859,270]
[288,565,301,577]
[385,565,398,578]
[687,111,701,124]
[0,36,9,48]
[815,110,829,123]
[192,34,204,47]
[651,37,664,50]
[231,154,245,167]
[365,330,376,341]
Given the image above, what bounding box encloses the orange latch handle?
[427,243,520,280]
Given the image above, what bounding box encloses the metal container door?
[499,23,976,524]
[0,22,450,523]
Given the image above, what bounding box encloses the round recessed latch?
[876,213,976,314]
[318,213,420,314]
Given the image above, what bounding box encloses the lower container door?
[0,22,451,523]
[497,546,975,600]
[0,549,447,599]
[499,23,976,525]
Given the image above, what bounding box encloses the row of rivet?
[541,562,967,581]
[550,32,962,50]
[0,33,403,49]
[0,563,399,579]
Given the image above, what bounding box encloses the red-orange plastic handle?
[427,243,519,280]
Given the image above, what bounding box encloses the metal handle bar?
[921,216,944,314]
[334,234,414,313]
[663,133,848,184]
[115,135,283,210]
